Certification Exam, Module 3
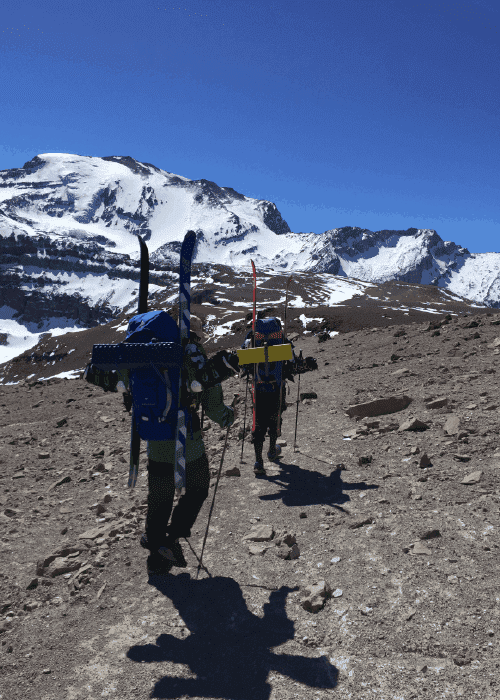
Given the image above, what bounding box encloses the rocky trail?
[1,309,500,699]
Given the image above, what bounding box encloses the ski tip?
[182,231,197,256]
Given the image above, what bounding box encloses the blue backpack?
[122,309,183,441]
[253,317,284,393]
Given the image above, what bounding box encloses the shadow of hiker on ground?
[260,460,379,509]
[127,574,338,699]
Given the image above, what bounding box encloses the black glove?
[123,390,133,412]
[294,350,318,374]
[83,362,119,392]
[283,360,296,381]
[305,356,318,371]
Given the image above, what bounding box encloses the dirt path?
[2,313,500,699]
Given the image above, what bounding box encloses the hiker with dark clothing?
[116,316,235,574]
[241,319,296,476]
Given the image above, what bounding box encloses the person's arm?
[202,383,235,428]
[116,368,130,391]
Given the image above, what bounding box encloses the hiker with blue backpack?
[86,314,236,575]
[120,315,236,574]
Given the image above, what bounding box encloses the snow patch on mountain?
[1,153,499,369]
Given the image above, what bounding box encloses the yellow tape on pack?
[236,343,293,366]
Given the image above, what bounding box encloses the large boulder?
[346,395,412,419]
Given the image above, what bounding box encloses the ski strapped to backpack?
[88,231,194,489]
[87,230,241,491]
[173,230,197,493]
[251,260,258,432]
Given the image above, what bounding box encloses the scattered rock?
[274,530,297,547]
[225,466,241,477]
[346,395,412,419]
[410,542,432,555]
[349,517,375,529]
[78,525,113,540]
[444,415,460,435]
[275,543,300,560]
[39,556,82,578]
[419,453,432,468]
[48,475,72,491]
[300,580,332,613]
[391,367,410,376]
[398,418,429,432]
[241,524,274,542]
[461,470,482,484]
[248,543,271,555]
[420,529,441,540]
[36,545,84,575]
[425,397,448,409]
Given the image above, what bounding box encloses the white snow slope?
[0,153,498,366]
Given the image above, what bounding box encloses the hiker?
[116,315,236,575]
[241,317,296,476]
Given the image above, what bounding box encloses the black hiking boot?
[267,445,282,462]
[159,538,188,568]
[254,461,266,476]
[147,552,174,576]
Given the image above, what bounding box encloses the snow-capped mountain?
[1,152,499,372]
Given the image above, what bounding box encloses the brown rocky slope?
[1,310,500,699]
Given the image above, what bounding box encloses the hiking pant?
[145,454,210,552]
[252,389,285,462]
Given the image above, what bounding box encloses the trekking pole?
[293,372,301,452]
[183,536,212,577]
[277,276,292,438]
[196,393,239,580]
[239,373,250,463]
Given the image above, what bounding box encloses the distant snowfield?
[0,261,484,368]
[0,305,84,366]
[0,272,371,366]
[0,152,495,374]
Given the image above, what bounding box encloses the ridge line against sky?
[1,0,498,253]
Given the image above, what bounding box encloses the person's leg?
[145,459,175,551]
[167,453,210,540]
[267,392,281,456]
[268,424,278,455]
[252,391,267,466]
[253,426,265,464]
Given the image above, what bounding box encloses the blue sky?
[1,0,498,252]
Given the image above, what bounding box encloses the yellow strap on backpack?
[236,343,293,366]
